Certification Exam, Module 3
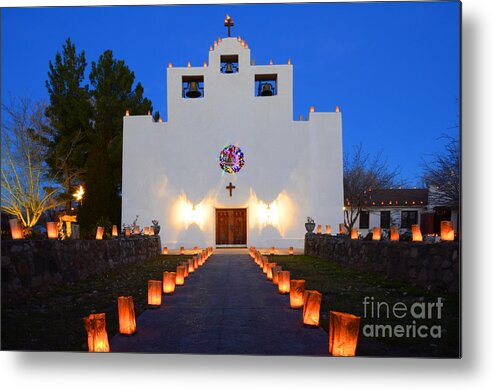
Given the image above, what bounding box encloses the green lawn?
[268,255,460,357]
[1,255,185,351]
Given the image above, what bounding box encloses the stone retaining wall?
[304,234,459,293]
[1,237,161,301]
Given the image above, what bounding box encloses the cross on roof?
[224,14,234,37]
[226,182,236,197]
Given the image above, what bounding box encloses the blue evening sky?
[1,2,460,185]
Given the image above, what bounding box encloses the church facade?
[122,32,343,249]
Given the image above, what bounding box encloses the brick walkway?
[110,251,328,355]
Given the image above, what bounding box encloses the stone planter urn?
[151,220,160,236]
[305,222,316,233]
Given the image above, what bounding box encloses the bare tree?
[1,98,62,232]
[422,136,459,209]
[344,145,401,231]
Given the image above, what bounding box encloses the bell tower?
[166,17,293,125]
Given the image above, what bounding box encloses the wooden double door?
[215,208,247,246]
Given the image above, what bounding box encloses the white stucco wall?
[122,37,343,249]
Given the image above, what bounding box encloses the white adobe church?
[122,17,343,249]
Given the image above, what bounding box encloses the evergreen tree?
[44,38,92,211]
[78,50,153,233]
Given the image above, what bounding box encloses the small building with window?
[121,30,343,249]
[351,188,430,236]
[350,188,459,237]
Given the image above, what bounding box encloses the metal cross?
[224,14,234,37]
[226,182,236,197]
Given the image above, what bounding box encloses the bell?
[260,83,273,96]
[185,81,201,98]
[225,62,234,73]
